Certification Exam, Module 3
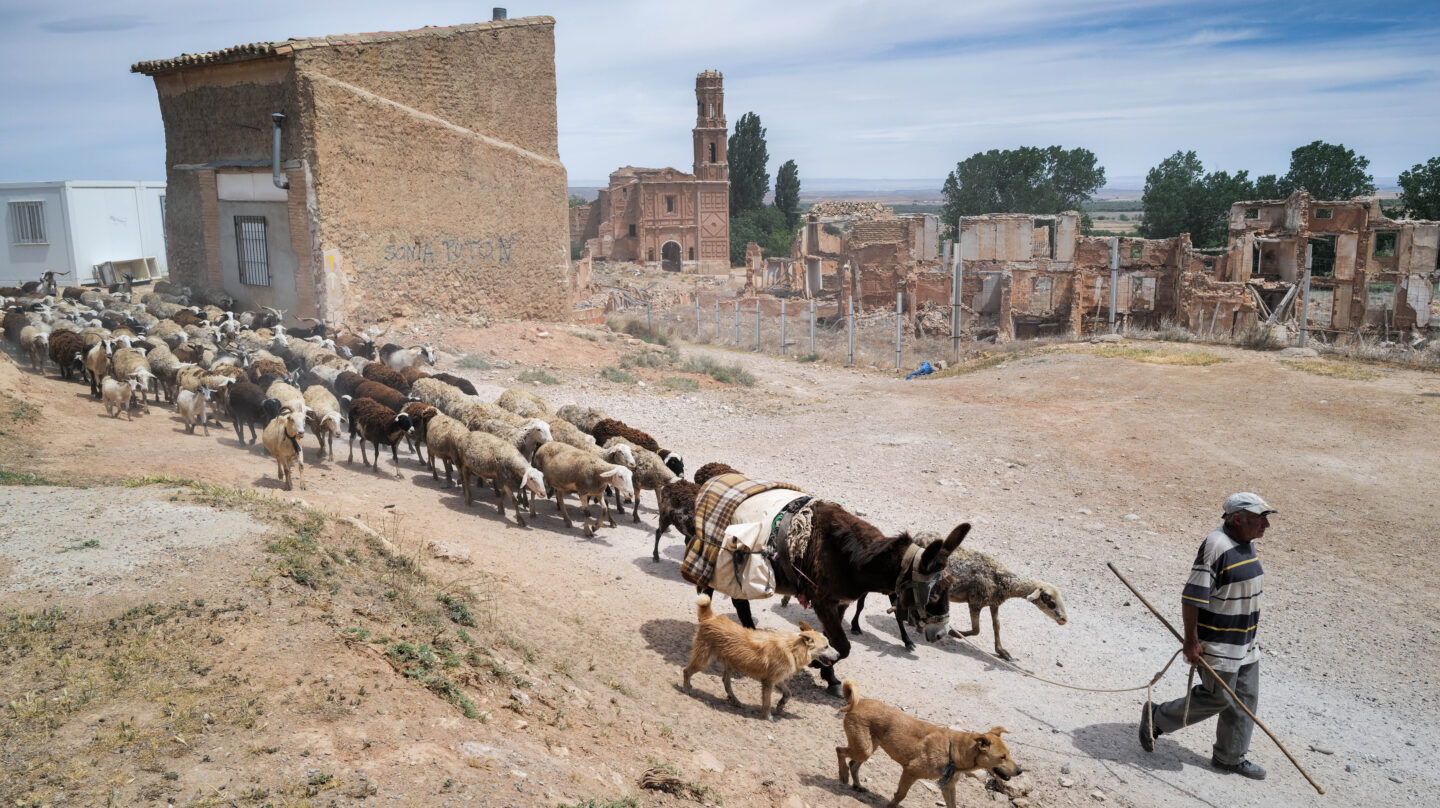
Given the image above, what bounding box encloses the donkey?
[728,504,969,697]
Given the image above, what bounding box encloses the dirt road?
[2,327,1436,808]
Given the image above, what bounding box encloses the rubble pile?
[806,201,892,220]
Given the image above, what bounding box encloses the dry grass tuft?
[1286,359,1381,381]
[1086,346,1227,366]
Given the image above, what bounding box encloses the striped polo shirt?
[1182,525,1263,672]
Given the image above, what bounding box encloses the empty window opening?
[8,201,46,244]
[708,142,716,163]
[1315,208,1333,220]
[1374,231,1397,258]
[1308,236,1336,278]
[1129,244,1142,259]
[234,216,270,287]
[708,102,714,118]
[665,195,675,214]
[648,249,654,261]
[688,247,695,260]
[1244,208,1260,220]
[628,224,637,238]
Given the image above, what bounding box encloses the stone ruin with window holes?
[766,190,1438,344]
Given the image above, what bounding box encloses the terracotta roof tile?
[131,16,553,75]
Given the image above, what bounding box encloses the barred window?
[8,201,46,244]
[234,215,270,286]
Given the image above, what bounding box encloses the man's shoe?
[1212,757,1266,780]
[1138,704,1157,752]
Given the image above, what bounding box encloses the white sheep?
[458,431,548,527]
[496,388,555,418]
[555,404,610,434]
[302,385,344,460]
[262,406,306,490]
[531,442,634,537]
[423,412,470,485]
[176,386,214,436]
[101,376,142,420]
[602,437,677,522]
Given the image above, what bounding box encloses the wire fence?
[614,297,967,373]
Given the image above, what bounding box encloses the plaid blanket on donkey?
[681,473,804,589]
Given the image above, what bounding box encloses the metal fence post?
[1299,243,1313,348]
[950,242,961,360]
[646,301,652,334]
[734,301,740,346]
[895,291,903,371]
[809,300,816,354]
[780,299,787,355]
[715,301,720,342]
[754,300,762,352]
[847,297,855,366]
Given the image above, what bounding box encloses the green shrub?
[458,355,491,370]
[798,352,820,363]
[662,376,699,392]
[600,367,637,384]
[683,355,756,386]
[518,368,558,385]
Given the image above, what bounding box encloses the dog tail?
[695,593,713,621]
[839,679,860,713]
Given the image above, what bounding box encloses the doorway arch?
[661,240,682,272]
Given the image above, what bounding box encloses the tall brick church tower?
[692,70,730,272]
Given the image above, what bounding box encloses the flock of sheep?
[2,280,1069,667]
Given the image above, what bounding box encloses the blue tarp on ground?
[905,362,935,380]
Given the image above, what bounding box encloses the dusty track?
[2,329,1437,808]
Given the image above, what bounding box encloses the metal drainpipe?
[271,113,290,190]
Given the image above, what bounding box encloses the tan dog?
[836,680,1022,808]
[683,594,841,721]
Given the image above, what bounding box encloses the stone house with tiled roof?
[132,14,570,322]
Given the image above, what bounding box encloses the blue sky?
[1,0,1437,192]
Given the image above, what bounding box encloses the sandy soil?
[2,323,1437,808]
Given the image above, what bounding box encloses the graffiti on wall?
[383,235,513,265]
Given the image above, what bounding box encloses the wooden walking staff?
[1107,562,1325,795]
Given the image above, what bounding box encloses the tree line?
[728,112,801,266]
[938,141,1440,249]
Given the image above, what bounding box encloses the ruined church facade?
[580,71,731,273]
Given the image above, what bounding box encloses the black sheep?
[47,330,86,380]
[227,380,269,445]
[348,397,414,477]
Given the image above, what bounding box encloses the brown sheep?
[652,479,700,562]
[348,380,409,414]
[430,371,478,396]
[398,365,430,387]
[591,418,660,453]
[47,330,85,381]
[248,358,289,386]
[693,462,740,486]
[333,370,367,399]
[361,361,411,393]
[347,398,414,477]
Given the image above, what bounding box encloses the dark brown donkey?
[729,503,969,696]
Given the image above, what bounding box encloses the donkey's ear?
[944,523,971,550]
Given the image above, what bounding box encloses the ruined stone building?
[577,71,731,273]
[1224,191,1436,335]
[132,14,570,323]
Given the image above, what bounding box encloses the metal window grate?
[235,215,270,286]
[8,201,46,244]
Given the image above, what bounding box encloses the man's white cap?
[1224,492,1277,516]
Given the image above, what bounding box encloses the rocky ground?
[1,318,1437,808]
